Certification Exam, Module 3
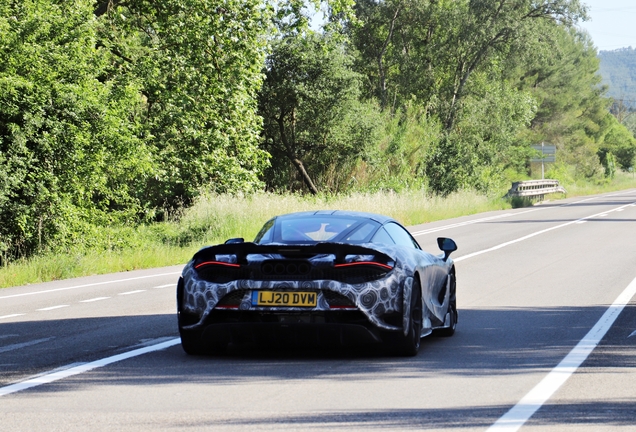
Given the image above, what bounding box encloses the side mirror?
[437,237,457,261]
[224,237,244,244]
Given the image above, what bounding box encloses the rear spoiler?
[192,242,393,265]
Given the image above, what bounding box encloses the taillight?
[194,261,240,269]
[194,261,244,283]
[334,262,393,270]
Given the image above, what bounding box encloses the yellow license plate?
[252,291,317,307]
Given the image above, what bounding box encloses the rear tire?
[179,328,207,355]
[391,280,423,357]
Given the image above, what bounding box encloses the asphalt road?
[1,189,635,431]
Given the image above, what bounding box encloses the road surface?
[1,189,635,431]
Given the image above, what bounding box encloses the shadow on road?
[163,400,636,429]
[1,304,635,429]
[2,304,634,383]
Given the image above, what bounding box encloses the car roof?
[274,210,396,225]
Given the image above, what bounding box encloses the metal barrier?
[506,179,566,200]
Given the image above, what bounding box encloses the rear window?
[280,217,357,242]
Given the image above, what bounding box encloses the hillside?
[598,47,636,107]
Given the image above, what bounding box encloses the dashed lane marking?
[79,297,110,303]
[0,337,55,354]
[37,305,69,311]
[0,271,181,300]
[0,314,25,320]
[118,290,146,296]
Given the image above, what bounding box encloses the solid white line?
[153,284,174,289]
[0,314,25,320]
[0,337,54,354]
[118,290,146,296]
[606,190,636,197]
[454,201,636,263]
[0,271,181,300]
[412,213,518,236]
[411,195,603,237]
[629,330,636,338]
[0,338,180,397]
[37,305,69,311]
[79,297,110,303]
[487,276,636,431]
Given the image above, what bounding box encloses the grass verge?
[2,174,636,289]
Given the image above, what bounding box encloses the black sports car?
[177,210,458,356]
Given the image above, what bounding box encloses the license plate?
[252,291,317,307]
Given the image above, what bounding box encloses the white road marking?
[0,314,25,320]
[79,297,110,303]
[37,305,69,311]
[1,191,633,399]
[616,209,624,212]
[118,290,146,296]
[0,334,20,340]
[0,271,181,300]
[412,213,520,236]
[153,284,174,289]
[487,276,636,431]
[454,201,636,263]
[628,330,636,338]
[411,196,602,237]
[598,213,609,217]
[0,337,55,354]
[606,190,636,197]
[575,220,587,224]
[0,338,180,397]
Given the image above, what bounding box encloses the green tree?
[598,114,636,172]
[98,0,272,207]
[259,33,380,194]
[512,27,635,180]
[352,0,587,194]
[0,0,150,261]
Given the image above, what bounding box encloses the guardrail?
[506,179,567,200]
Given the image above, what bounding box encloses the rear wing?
[192,242,393,265]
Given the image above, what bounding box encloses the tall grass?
[174,190,509,246]
[2,177,636,289]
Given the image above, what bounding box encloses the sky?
[578,0,636,51]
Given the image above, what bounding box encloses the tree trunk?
[276,114,319,195]
[289,155,319,195]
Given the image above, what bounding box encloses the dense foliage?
[1,0,635,264]
[0,0,270,262]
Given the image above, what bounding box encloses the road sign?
[535,156,555,163]
[530,143,556,179]
[531,144,556,154]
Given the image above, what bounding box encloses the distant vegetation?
[1,0,636,270]
[598,47,636,108]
